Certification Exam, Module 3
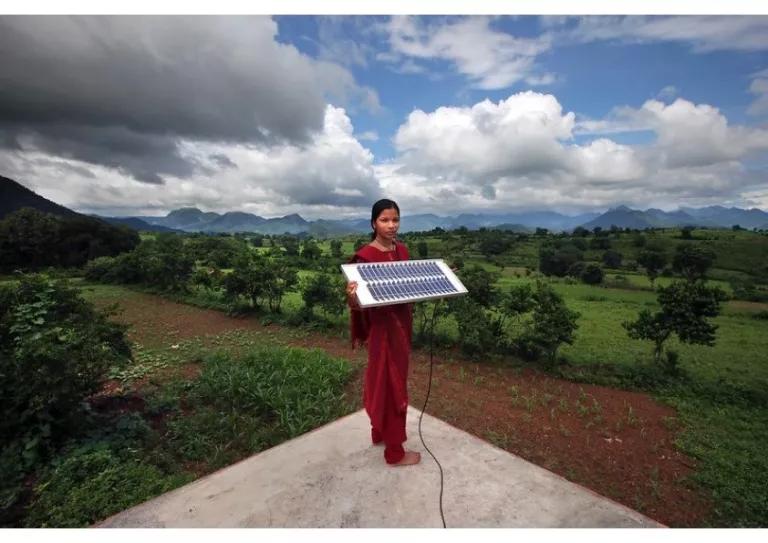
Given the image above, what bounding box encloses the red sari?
[349,241,413,464]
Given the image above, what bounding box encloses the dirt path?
[96,291,711,527]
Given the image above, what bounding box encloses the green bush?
[0,275,131,459]
[24,443,190,527]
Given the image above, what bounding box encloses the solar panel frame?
[341,258,468,308]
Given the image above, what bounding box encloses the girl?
[346,199,420,466]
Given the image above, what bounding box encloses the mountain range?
[3,174,768,235]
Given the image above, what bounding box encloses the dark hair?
[370,198,400,240]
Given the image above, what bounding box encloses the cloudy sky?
[2,6,768,219]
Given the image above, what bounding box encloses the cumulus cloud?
[381,16,553,90]
[380,92,768,215]
[0,15,379,184]
[0,106,382,218]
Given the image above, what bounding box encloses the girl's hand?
[346,281,360,308]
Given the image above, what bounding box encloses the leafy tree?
[519,282,580,365]
[136,234,195,291]
[572,226,589,237]
[672,244,716,281]
[539,245,583,277]
[680,225,695,240]
[330,239,343,258]
[632,234,647,248]
[623,280,727,371]
[637,249,667,287]
[580,263,604,285]
[589,236,612,250]
[417,241,429,259]
[281,236,300,257]
[0,208,139,271]
[300,272,345,318]
[456,265,499,308]
[602,250,623,268]
[301,239,322,260]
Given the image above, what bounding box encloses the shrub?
[0,275,132,460]
[581,264,604,285]
[24,443,189,527]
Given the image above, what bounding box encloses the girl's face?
[373,208,400,241]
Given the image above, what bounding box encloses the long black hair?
[370,199,400,240]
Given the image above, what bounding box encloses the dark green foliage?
[623,280,727,366]
[581,263,604,285]
[224,253,297,313]
[517,282,580,365]
[572,238,588,251]
[572,226,589,237]
[301,239,322,260]
[417,240,429,258]
[24,443,189,527]
[589,236,612,250]
[602,250,623,268]
[637,249,668,287]
[0,275,131,455]
[136,234,196,291]
[448,297,505,356]
[0,208,139,272]
[457,264,499,308]
[300,272,345,319]
[193,348,352,438]
[280,236,300,256]
[0,275,131,520]
[539,244,583,277]
[330,239,343,258]
[673,244,717,281]
[186,236,246,268]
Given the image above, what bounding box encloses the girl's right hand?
[346,281,359,308]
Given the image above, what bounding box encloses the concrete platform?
[97,407,663,528]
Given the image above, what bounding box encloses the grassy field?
[79,276,767,526]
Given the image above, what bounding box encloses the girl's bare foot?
[390,450,421,466]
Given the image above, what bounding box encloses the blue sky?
[1,12,767,218]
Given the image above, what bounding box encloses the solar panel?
[341,259,468,308]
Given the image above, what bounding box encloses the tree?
[623,280,727,370]
[602,250,623,268]
[300,272,345,319]
[637,249,667,287]
[572,226,589,237]
[330,239,343,258]
[589,236,612,250]
[539,245,583,277]
[301,239,322,260]
[417,241,429,259]
[520,282,580,365]
[672,244,716,281]
[580,264,604,285]
[680,225,695,240]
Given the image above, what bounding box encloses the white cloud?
[639,98,768,168]
[382,16,553,90]
[568,15,768,53]
[378,92,768,215]
[748,73,768,116]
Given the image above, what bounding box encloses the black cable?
[417,299,447,528]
